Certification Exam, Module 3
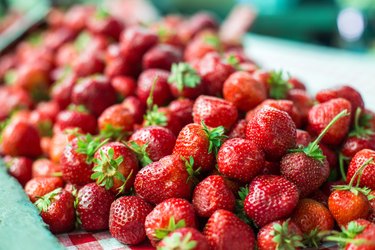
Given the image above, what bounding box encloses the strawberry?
[296,129,312,147]
[246,106,296,161]
[346,149,375,190]
[203,209,256,250]
[345,224,375,250]
[34,188,75,233]
[105,43,140,78]
[217,138,265,182]
[143,106,183,136]
[143,44,182,70]
[72,49,105,78]
[129,126,176,165]
[0,86,32,121]
[223,71,267,112]
[369,190,375,223]
[86,9,123,40]
[288,77,306,90]
[50,128,81,163]
[244,175,299,227]
[109,196,153,245]
[54,107,97,134]
[32,158,61,178]
[63,5,94,31]
[122,96,146,124]
[173,123,226,172]
[192,175,235,218]
[308,98,351,146]
[24,177,64,202]
[91,142,138,194]
[145,198,197,246]
[111,76,136,98]
[184,33,222,63]
[228,119,247,139]
[193,95,238,131]
[168,62,203,99]
[3,156,33,186]
[257,220,303,250]
[179,12,218,43]
[287,89,313,124]
[157,227,210,250]
[51,73,76,109]
[76,183,115,231]
[168,98,194,126]
[134,155,197,204]
[261,70,293,100]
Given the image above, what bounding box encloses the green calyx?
[271,220,304,250]
[168,63,201,93]
[71,186,82,228]
[338,153,349,181]
[34,188,62,213]
[201,121,227,156]
[325,221,366,248]
[158,232,197,250]
[155,217,186,240]
[4,69,17,85]
[182,156,200,185]
[94,6,110,20]
[127,141,153,167]
[349,108,374,138]
[226,54,240,70]
[203,34,222,52]
[74,32,92,52]
[100,124,127,141]
[75,134,109,164]
[67,104,89,114]
[359,112,373,128]
[144,106,168,127]
[302,228,330,248]
[268,70,292,100]
[235,186,254,226]
[290,109,350,163]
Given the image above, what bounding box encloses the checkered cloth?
[57,231,155,250]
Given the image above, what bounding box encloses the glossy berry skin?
[109,196,153,245]
[193,95,238,131]
[143,44,182,70]
[228,119,247,139]
[342,136,375,159]
[51,73,76,109]
[54,109,97,134]
[86,15,123,40]
[308,98,351,146]
[217,138,265,182]
[246,106,296,161]
[203,209,256,250]
[71,75,117,117]
[4,156,33,186]
[346,149,375,189]
[111,76,136,98]
[291,199,334,233]
[184,34,220,63]
[157,227,210,250]
[77,183,115,231]
[24,177,64,202]
[39,189,75,234]
[32,158,60,178]
[280,152,330,197]
[129,126,176,162]
[98,104,135,134]
[244,175,299,227]
[296,129,312,147]
[168,98,194,126]
[134,155,194,204]
[122,96,146,124]
[192,175,235,218]
[145,198,197,246]
[223,71,267,112]
[0,86,32,121]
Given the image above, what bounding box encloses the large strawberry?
[346,149,375,190]
[24,177,64,202]
[3,156,33,186]
[203,209,256,250]
[145,198,197,246]
[54,106,97,134]
[244,175,299,227]
[157,227,210,250]
[168,98,194,127]
[109,196,153,245]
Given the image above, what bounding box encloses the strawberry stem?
[182,156,200,184]
[168,63,201,93]
[338,153,348,181]
[154,217,186,240]
[348,157,373,188]
[34,188,62,212]
[271,219,305,249]
[349,108,374,138]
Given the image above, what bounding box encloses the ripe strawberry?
[168,62,203,99]
[173,123,226,172]
[346,149,375,190]
[217,138,265,182]
[0,86,32,121]
[104,43,140,78]
[203,209,256,250]
[3,156,33,186]
[76,183,115,231]
[32,158,61,178]
[109,196,153,245]
[257,220,303,250]
[143,44,182,70]
[134,155,196,204]
[63,5,94,31]
[54,107,97,134]
[246,106,296,161]
[35,188,75,233]
[72,49,105,78]
[345,224,375,250]
[228,119,247,139]
[98,104,134,139]
[122,96,146,124]
[192,175,235,218]
[24,177,64,202]
[184,33,222,63]
[193,95,238,131]
[308,98,351,146]
[296,129,312,147]
[168,98,194,126]
[369,190,375,223]
[223,71,267,112]
[287,89,313,125]
[86,10,123,40]
[143,106,183,136]
[288,77,306,90]
[179,12,218,43]
[50,128,81,163]
[157,227,210,250]
[1,119,42,157]
[129,126,176,165]
[51,73,76,109]
[111,76,136,98]
[145,198,197,246]
[244,175,299,227]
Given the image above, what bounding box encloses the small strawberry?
[184,33,222,63]
[111,76,136,98]
[32,158,61,178]
[143,106,183,136]
[143,44,182,70]
[192,175,235,218]
[34,188,75,233]
[105,43,140,78]
[217,138,265,183]
[145,198,197,246]
[203,209,256,250]
[122,96,146,124]
[168,98,194,126]
[168,62,203,99]
[288,77,306,90]
[51,73,76,109]
[109,196,153,245]
[54,106,97,134]
[244,175,299,227]
[157,227,210,250]
[346,149,375,190]
[76,183,115,231]
[24,177,64,202]
[3,156,33,186]
[246,106,296,161]
[179,12,218,43]
[228,119,247,139]
[86,8,123,40]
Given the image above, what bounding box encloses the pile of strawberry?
[1,4,375,250]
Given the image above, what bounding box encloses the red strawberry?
[111,76,136,98]
[184,33,222,63]
[223,71,267,112]
[72,49,105,78]
[109,196,153,245]
[246,106,296,161]
[192,175,235,217]
[193,95,238,131]
[24,177,64,202]
[122,96,146,124]
[51,73,76,109]
[203,209,256,250]
[369,190,375,223]
[157,227,210,250]
[228,119,247,139]
[296,129,312,147]
[168,98,194,126]
[50,128,81,163]
[104,43,140,78]
[143,44,182,70]
[77,183,115,231]
[143,106,183,136]
[257,220,303,250]
[217,138,265,183]
[244,175,299,227]
[63,5,95,31]
[35,188,75,233]
[86,11,123,40]
[0,86,32,121]
[145,198,197,246]
[287,89,313,124]
[346,149,375,190]
[308,98,351,146]
[54,107,97,134]
[98,104,134,139]
[134,154,196,204]
[129,126,176,165]
[179,12,218,43]
[32,158,61,178]
[3,156,33,186]
[288,77,306,90]
[345,224,375,250]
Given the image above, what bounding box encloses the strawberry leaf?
[144,105,168,127]
[155,217,186,240]
[349,108,374,138]
[159,232,197,250]
[100,124,127,141]
[271,220,304,249]
[34,188,62,213]
[126,141,153,167]
[201,121,227,156]
[75,134,109,164]
[268,70,292,99]
[168,63,201,92]
[226,54,240,70]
